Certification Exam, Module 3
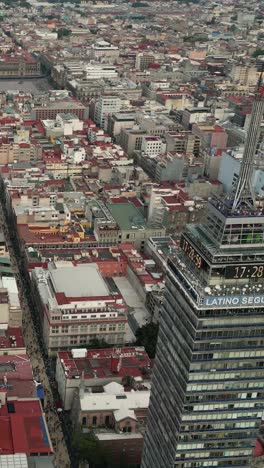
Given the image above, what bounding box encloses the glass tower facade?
[141,197,264,467]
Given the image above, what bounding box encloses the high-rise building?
[94,94,121,129]
[141,80,264,466]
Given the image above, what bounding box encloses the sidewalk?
[0,205,71,468]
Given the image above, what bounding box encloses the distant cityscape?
[0,0,263,467]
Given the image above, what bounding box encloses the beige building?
[107,202,166,251]
[165,131,200,157]
[135,52,156,71]
[230,63,258,86]
[55,346,151,410]
[0,142,14,165]
[119,127,146,157]
[0,142,42,165]
[72,382,149,467]
[31,263,128,356]
[13,142,42,162]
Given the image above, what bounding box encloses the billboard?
[202,294,264,309]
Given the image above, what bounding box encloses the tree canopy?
[57,28,72,39]
[252,48,264,58]
[131,1,149,7]
[72,431,106,468]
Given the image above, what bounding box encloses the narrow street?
[0,185,71,468]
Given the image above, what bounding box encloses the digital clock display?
[225,265,264,279]
[180,236,207,270]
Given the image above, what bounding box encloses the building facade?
[94,95,121,129]
[32,263,128,355]
[142,195,264,467]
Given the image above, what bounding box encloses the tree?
[135,322,159,358]
[87,337,112,349]
[132,1,149,6]
[252,48,264,58]
[72,431,106,467]
[19,1,31,7]
[57,28,72,40]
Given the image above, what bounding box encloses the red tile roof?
[58,346,152,380]
[0,327,25,350]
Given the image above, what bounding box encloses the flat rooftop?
[33,99,86,110]
[49,264,109,298]
[0,327,25,350]
[113,113,136,121]
[0,354,35,398]
[58,346,152,380]
[107,203,146,231]
[79,386,149,413]
[0,399,52,455]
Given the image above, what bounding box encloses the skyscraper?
[141,80,264,467]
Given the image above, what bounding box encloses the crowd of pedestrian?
[0,189,72,468]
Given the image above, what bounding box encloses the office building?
[31,262,128,355]
[141,79,264,466]
[94,95,121,128]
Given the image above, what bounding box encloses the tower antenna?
[231,64,264,212]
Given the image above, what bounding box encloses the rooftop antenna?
[231,64,264,212]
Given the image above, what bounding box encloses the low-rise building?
[0,327,25,355]
[0,52,41,78]
[30,98,88,121]
[135,151,204,184]
[119,127,146,157]
[0,353,36,399]
[181,107,211,129]
[106,112,136,140]
[32,262,128,355]
[141,136,166,157]
[90,40,119,63]
[71,381,149,467]
[107,202,165,251]
[56,346,151,410]
[0,391,53,461]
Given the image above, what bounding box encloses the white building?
[90,41,119,63]
[230,63,258,86]
[218,148,264,196]
[94,95,121,128]
[141,136,166,157]
[35,29,58,40]
[84,64,118,80]
[181,107,211,129]
[56,114,84,136]
[61,144,86,164]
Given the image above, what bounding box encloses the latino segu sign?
[202,295,264,309]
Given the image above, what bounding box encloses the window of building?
[92,416,97,426]
[52,326,59,334]
[105,415,110,426]
[82,417,87,426]
[50,338,59,345]
[99,324,107,332]
[61,325,68,333]
[90,324,97,333]
[109,324,116,332]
